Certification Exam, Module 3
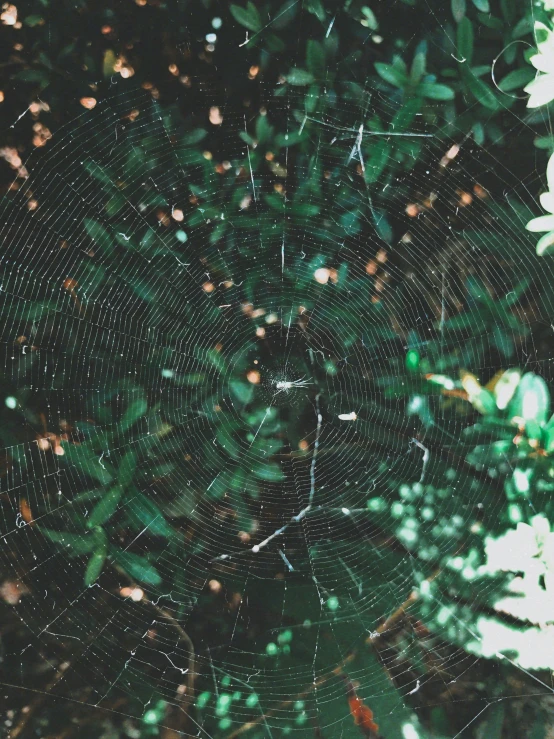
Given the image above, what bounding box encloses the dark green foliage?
[0,0,554,738]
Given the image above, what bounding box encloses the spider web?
[1,20,554,739]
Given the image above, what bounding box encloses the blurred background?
[2,0,554,737]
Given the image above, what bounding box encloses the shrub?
[0,1,553,737]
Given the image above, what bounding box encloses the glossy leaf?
[121,397,148,431]
[84,528,108,586]
[286,68,315,86]
[419,82,455,100]
[462,68,499,110]
[112,549,162,586]
[493,369,521,410]
[508,372,550,424]
[375,62,408,88]
[252,462,286,481]
[230,3,262,32]
[87,486,124,528]
[118,450,137,489]
[84,219,112,250]
[127,492,174,539]
[456,17,474,64]
[451,0,466,22]
[306,39,325,79]
[41,527,98,555]
[497,67,534,92]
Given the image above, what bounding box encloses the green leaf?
[361,6,378,30]
[87,486,124,528]
[118,450,137,488]
[14,69,49,84]
[477,12,503,30]
[265,33,286,52]
[235,138,252,161]
[84,219,112,250]
[508,372,550,424]
[23,14,44,26]
[306,39,325,79]
[471,387,497,415]
[391,98,421,132]
[121,396,148,431]
[406,349,420,372]
[127,492,174,538]
[255,113,273,144]
[182,129,207,146]
[271,0,298,30]
[462,67,499,110]
[63,444,114,486]
[500,0,515,24]
[452,0,466,22]
[230,2,262,32]
[230,380,254,404]
[228,467,249,492]
[293,203,321,217]
[112,549,162,586]
[103,49,118,77]
[85,550,107,586]
[195,349,228,374]
[83,160,113,186]
[216,425,242,459]
[410,41,427,84]
[252,463,285,481]
[305,0,326,21]
[457,17,474,64]
[497,67,535,92]
[493,369,521,410]
[206,472,228,499]
[375,62,408,88]
[250,436,283,455]
[470,64,491,77]
[512,15,533,39]
[419,82,455,100]
[84,529,109,586]
[286,68,315,85]
[471,0,489,10]
[275,130,306,147]
[40,527,98,555]
[106,193,125,217]
[373,208,393,243]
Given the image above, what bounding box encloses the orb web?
[0,66,552,739]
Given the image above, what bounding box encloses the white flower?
[527,154,554,255]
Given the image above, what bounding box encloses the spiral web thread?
[0,69,552,739]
